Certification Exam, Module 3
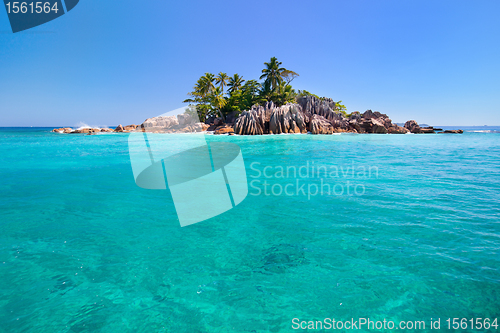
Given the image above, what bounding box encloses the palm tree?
[215,72,229,94]
[276,81,296,105]
[200,73,216,96]
[242,79,260,97]
[227,74,245,94]
[211,87,227,119]
[258,80,274,102]
[259,57,286,91]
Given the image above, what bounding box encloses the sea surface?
[0,127,499,332]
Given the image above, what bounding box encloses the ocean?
[0,127,499,332]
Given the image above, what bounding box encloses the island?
[53,57,463,135]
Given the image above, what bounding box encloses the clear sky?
[1,0,499,127]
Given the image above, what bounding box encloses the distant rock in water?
[404,120,421,133]
[440,130,464,134]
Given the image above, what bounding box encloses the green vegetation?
[183,57,346,121]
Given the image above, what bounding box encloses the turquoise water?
[1,128,499,332]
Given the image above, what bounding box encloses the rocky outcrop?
[52,127,73,133]
[387,124,410,134]
[234,110,265,135]
[297,95,338,121]
[404,120,421,133]
[420,128,436,134]
[142,116,179,128]
[440,130,464,134]
[72,128,97,134]
[234,102,275,135]
[114,125,124,132]
[404,121,449,134]
[123,124,137,131]
[233,97,415,135]
[309,114,334,134]
[359,117,388,134]
[269,104,307,134]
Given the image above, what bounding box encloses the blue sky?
[1,0,499,127]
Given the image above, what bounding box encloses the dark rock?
[360,118,388,134]
[214,126,235,135]
[205,116,216,125]
[404,120,421,133]
[388,124,410,134]
[420,128,436,134]
[225,111,238,124]
[440,130,464,134]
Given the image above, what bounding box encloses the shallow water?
[0,128,499,332]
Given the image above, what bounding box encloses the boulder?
[123,124,137,131]
[177,114,193,126]
[142,116,178,128]
[114,125,124,132]
[404,120,421,133]
[420,128,436,134]
[205,116,216,125]
[440,130,464,134]
[191,122,210,132]
[214,118,223,126]
[214,126,235,135]
[225,111,238,125]
[71,128,97,134]
[100,128,113,132]
[309,114,334,134]
[388,125,410,134]
[359,118,388,134]
[52,127,73,133]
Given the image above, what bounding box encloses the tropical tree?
[199,72,216,96]
[275,81,297,105]
[211,87,227,119]
[336,100,348,116]
[259,57,287,91]
[258,80,274,102]
[215,72,229,94]
[242,79,260,97]
[281,69,299,85]
[227,74,245,95]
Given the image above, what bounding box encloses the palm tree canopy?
[259,57,287,91]
[227,74,245,94]
[196,73,215,97]
[215,72,229,93]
